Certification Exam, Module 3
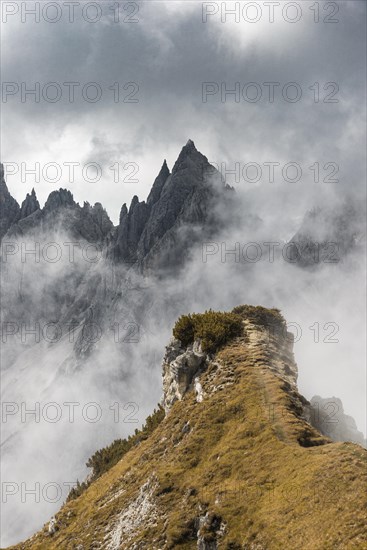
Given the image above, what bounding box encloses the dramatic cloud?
[0,1,366,546]
[1,1,366,222]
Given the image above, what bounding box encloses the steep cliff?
[10,308,367,550]
[112,139,234,272]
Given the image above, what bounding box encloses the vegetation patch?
[173,309,243,353]
[232,304,286,332]
[67,404,165,501]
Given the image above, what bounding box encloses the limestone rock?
[113,139,232,272]
[197,512,224,550]
[146,159,170,207]
[43,189,75,212]
[162,338,207,412]
[48,517,57,536]
[19,189,40,219]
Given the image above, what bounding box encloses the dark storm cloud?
[1,3,366,545]
[1,0,366,220]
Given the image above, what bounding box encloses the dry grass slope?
[9,317,367,550]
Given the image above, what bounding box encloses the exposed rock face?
[244,319,298,390]
[146,159,170,207]
[104,475,159,550]
[114,195,150,263]
[162,319,299,414]
[43,188,75,212]
[48,517,58,536]
[4,187,113,243]
[136,140,212,264]
[82,201,114,239]
[306,395,366,447]
[162,338,207,412]
[113,139,233,272]
[20,188,40,219]
[0,163,20,240]
[197,513,224,550]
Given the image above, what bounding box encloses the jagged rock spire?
[146,160,170,207]
[0,163,21,241]
[43,188,75,212]
[119,203,128,224]
[1,140,232,268]
[172,138,207,174]
[20,188,40,219]
[112,139,232,270]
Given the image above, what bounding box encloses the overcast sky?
[1,0,366,223]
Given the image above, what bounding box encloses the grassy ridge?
[67,405,165,501]
[9,308,367,549]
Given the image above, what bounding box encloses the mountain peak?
[172,139,209,176]
[185,138,196,148]
[20,188,40,219]
[43,188,75,213]
[179,138,198,158]
[119,203,128,223]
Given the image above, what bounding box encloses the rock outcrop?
[162,338,207,412]
[19,188,40,219]
[43,188,75,212]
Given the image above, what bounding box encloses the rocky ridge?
[2,141,365,272]
[10,309,367,550]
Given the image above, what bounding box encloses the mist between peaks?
[0,240,341,264]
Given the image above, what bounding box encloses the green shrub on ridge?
[232,305,286,331]
[67,404,165,502]
[173,310,243,354]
